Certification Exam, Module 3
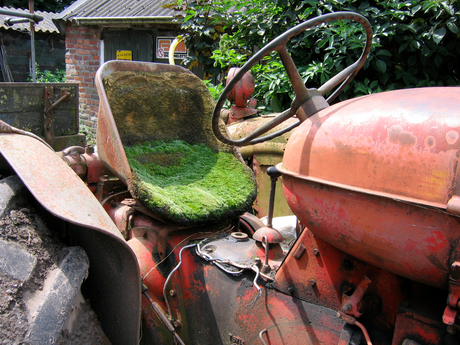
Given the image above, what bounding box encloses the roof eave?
[73,16,178,26]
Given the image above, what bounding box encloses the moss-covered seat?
[95,61,256,227]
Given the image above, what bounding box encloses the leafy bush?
[203,79,224,101]
[169,0,460,112]
[29,64,66,83]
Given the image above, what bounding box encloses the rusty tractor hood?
[278,87,460,289]
[280,87,460,212]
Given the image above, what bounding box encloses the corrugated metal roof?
[0,7,60,34]
[56,0,177,20]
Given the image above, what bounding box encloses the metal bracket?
[44,86,71,147]
[443,261,460,325]
[341,276,371,318]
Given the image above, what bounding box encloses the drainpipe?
[29,0,36,82]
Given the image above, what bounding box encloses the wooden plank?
[104,30,153,62]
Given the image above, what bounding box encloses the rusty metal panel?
[178,252,348,344]
[280,173,460,290]
[275,228,406,331]
[0,133,123,237]
[282,87,460,208]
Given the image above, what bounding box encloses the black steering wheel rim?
[212,12,373,147]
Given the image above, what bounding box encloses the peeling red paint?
[425,231,448,253]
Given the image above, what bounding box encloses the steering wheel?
[212,12,372,147]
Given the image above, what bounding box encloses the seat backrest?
[95,61,256,227]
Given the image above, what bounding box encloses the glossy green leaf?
[433,27,447,44]
[375,59,387,73]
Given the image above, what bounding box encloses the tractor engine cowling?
[278,87,460,291]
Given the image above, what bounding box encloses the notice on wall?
[116,50,132,60]
[156,37,188,60]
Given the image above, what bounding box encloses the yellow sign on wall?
[116,50,132,60]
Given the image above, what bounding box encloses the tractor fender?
[0,133,141,345]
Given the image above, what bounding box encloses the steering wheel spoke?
[278,47,311,104]
[212,12,372,147]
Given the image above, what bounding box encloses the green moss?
[125,140,256,226]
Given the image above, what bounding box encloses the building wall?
[64,23,185,143]
[65,24,101,140]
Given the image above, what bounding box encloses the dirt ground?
[0,208,110,344]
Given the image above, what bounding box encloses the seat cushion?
[125,140,257,226]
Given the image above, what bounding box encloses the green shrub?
[29,63,66,83]
[168,0,460,112]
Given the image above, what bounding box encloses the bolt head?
[342,303,352,312]
[447,325,457,335]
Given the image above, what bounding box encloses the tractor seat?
[96,61,256,227]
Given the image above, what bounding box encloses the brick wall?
[65,25,101,142]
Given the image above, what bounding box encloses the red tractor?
[1,12,460,345]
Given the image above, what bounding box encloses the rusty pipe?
[0,8,43,22]
[45,92,70,115]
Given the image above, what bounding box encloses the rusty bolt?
[309,279,316,286]
[287,286,295,295]
[313,248,320,256]
[173,320,182,328]
[342,303,352,312]
[169,290,176,297]
[85,145,94,154]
